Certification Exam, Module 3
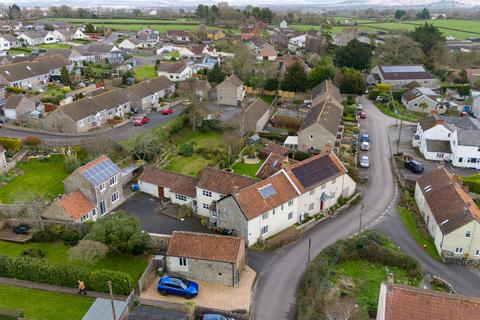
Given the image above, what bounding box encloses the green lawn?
[0,240,148,282]
[36,43,71,49]
[164,50,180,59]
[134,65,157,80]
[260,95,275,105]
[399,207,442,262]
[166,154,214,177]
[0,155,70,204]
[8,48,32,56]
[172,128,224,150]
[231,161,263,179]
[373,101,424,123]
[0,284,93,320]
[83,23,202,33]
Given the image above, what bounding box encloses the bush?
[64,153,81,173]
[69,240,109,265]
[0,255,131,295]
[31,223,91,245]
[6,87,25,94]
[23,136,41,150]
[21,248,45,259]
[179,143,194,157]
[0,137,21,152]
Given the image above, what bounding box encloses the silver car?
[360,141,370,151]
[360,155,370,168]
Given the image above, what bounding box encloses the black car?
[14,224,30,235]
[405,159,424,174]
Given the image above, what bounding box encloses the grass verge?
[398,207,442,262]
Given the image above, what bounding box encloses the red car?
[161,108,173,115]
[133,116,150,126]
[359,112,367,119]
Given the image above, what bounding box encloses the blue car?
[202,314,235,320]
[360,133,370,143]
[157,275,199,299]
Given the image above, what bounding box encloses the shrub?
[179,143,194,157]
[6,87,25,94]
[85,212,149,255]
[0,255,131,295]
[64,152,81,173]
[23,136,41,150]
[31,223,91,245]
[21,248,45,259]
[69,240,109,265]
[0,137,21,152]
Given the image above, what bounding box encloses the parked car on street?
[359,112,366,119]
[157,276,199,299]
[360,155,370,168]
[14,223,30,235]
[405,159,424,174]
[161,108,174,115]
[356,103,364,111]
[201,314,235,320]
[360,141,370,151]
[360,133,369,143]
[133,115,150,126]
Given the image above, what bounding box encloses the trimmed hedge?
[462,174,480,194]
[0,255,132,295]
[0,137,22,152]
[368,89,405,101]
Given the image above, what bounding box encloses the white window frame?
[308,203,314,211]
[109,175,117,186]
[466,231,471,238]
[288,200,293,206]
[202,190,212,197]
[203,203,210,210]
[262,212,269,220]
[476,249,480,257]
[99,183,106,192]
[111,191,119,203]
[175,194,187,201]
[179,257,187,266]
[261,225,268,235]
[455,247,464,254]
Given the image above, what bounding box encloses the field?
[46,18,200,24]
[134,65,157,80]
[0,283,93,320]
[0,240,148,282]
[0,155,70,204]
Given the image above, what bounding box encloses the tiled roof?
[256,153,297,180]
[156,61,189,74]
[311,80,342,103]
[197,167,256,195]
[233,171,299,220]
[139,166,199,198]
[403,87,438,103]
[417,167,480,234]
[57,190,95,220]
[383,283,480,320]
[125,76,174,99]
[300,96,343,136]
[418,114,444,131]
[167,231,243,263]
[167,30,190,37]
[4,95,30,110]
[425,139,452,153]
[260,142,291,156]
[222,74,243,88]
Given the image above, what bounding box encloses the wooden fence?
[244,86,297,99]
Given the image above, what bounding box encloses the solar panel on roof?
[259,184,277,199]
[382,66,425,73]
[82,158,120,186]
[292,156,340,189]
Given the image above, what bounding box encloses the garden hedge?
[0,137,22,152]
[0,256,132,295]
[462,174,480,194]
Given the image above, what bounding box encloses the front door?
[320,199,324,211]
[158,187,164,199]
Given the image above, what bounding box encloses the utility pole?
[396,118,403,154]
[307,237,312,266]
[359,204,365,234]
[108,281,116,320]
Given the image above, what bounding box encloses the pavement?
[252,96,480,320]
[0,106,184,143]
[141,266,256,312]
[119,193,212,235]
[129,305,188,320]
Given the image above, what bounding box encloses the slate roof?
[425,139,452,153]
[0,34,18,42]
[312,80,342,103]
[197,167,256,195]
[58,89,129,121]
[57,190,96,220]
[233,171,299,220]
[236,97,271,128]
[0,54,70,83]
[221,74,243,88]
[167,231,243,263]
[125,76,174,99]
[403,87,438,103]
[299,97,343,136]
[138,166,199,198]
[417,167,480,234]
[4,95,31,110]
[383,283,480,320]
[156,61,189,74]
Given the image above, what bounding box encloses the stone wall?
[167,257,237,287]
[148,233,171,253]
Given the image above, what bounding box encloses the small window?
[99,183,106,192]
[203,203,210,210]
[288,200,293,206]
[262,213,269,220]
[310,135,314,140]
[466,231,471,238]
[179,257,187,266]
[202,190,212,197]
[459,157,463,163]
[92,208,96,216]
[281,204,284,210]
[175,194,187,201]
[109,175,117,186]
[261,225,268,235]
[80,213,89,222]
[476,250,480,256]
[309,203,314,211]
[288,212,293,220]
[455,247,464,254]
[111,191,119,203]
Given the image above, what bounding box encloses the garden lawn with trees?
[0,283,94,320]
[134,65,157,80]
[0,155,70,204]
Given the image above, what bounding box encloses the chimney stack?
[387,272,394,291]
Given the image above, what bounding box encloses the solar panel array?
[259,184,277,199]
[291,156,339,190]
[82,158,120,186]
[382,66,425,73]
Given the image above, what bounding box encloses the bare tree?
[16,190,46,231]
[182,89,208,131]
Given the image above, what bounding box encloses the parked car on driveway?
[360,141,370,151]
[133,115,150,126]
[157,275,199,299]
[161,108,174,115]
[360,155,370,168]
[359,111,366,119]
[404,159,424,174]
[14,223,30,235]
[202,314,235,320]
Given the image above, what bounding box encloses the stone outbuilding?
[166,231,245,287]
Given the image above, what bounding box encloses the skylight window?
[259,184,277,199]
[424,185,432,192]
